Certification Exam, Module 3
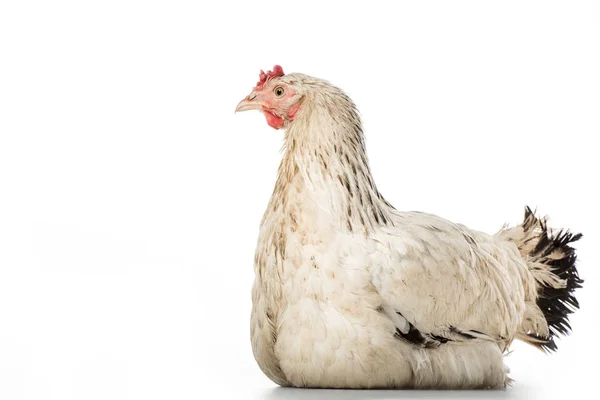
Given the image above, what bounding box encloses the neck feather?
[268,87,394,232]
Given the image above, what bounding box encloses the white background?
[1,1,598,399]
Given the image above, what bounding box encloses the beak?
[235,92,262,113]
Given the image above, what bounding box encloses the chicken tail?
[498,206,583,352]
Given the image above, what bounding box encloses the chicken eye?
[274,86,285,98]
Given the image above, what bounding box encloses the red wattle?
[264,110,284,129]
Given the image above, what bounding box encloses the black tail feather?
[524,206,583,352]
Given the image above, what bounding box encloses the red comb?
[254,65,285,90]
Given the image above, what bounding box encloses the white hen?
[235,66,583,389]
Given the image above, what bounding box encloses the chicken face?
[235,65,302,130]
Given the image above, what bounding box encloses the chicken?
[235,66,583,389]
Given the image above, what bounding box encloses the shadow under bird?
[235,65,583,389]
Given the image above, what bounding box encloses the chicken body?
[240,69,582,389]
[253,196,518,388]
